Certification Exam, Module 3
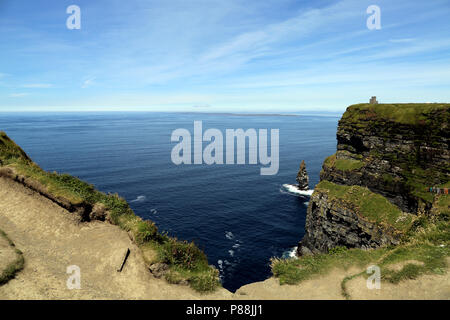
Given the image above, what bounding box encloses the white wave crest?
[225,231,234,240]
[281,246,298,259]
[281,184,314,197]
[130,195,146,203]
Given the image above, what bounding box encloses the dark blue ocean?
[0,112,339,291]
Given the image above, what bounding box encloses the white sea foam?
[130,195,146,203]
[281,184,314,197]
[150,208,158,214]
[228,250,235,257]
[217,260,224,280]
[225,231,234,240]
[281,246,298,259]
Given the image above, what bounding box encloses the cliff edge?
[299,103,449,254]
[269,103,449,299]
[0,131,227,298]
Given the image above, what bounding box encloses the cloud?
[199,0,360,65]
[81,77,96,88]
[22,83,53,88]
[366,39,450,61]
[9,93,29,97]
[389,38,416,43]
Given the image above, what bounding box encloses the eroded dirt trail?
[0,177,231,299]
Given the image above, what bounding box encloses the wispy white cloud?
[22,83,53,88]
[365,39,450,60]
[9,93,29,97]
[192,104,211,108]
[389,38,416,43]
[81,77,96,89]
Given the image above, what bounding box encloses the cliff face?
[299,104,450,255]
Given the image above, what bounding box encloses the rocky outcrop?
[149,262,169,278]
[298,187,403,255]
[298,103,450,255]
[296,160,309,190]
[325,104,449,213]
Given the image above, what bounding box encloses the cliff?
[0,131,221,294]
[299,103,449,254]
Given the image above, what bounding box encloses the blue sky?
[0,0,449,112]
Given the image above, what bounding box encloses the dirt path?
[236,264,449,300]
[346,269,450,299]
[235,269,357,300]
[0,177,231,299]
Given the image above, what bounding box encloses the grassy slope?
[0,131,220,293]
[272,104,450,298]
[323,153,364,172]
[271,199,449,299]
[315,181,414,232]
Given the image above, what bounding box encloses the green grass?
[189,268,221,293]
[0,229,25,286]
[336,159,364,171]
[0,132,31,165]
[0,131,220,292]
[324,154,364,171]
[271,246,388,285]
[316,181,414,232]
[323,154,336,167]
[432,194,450,216]
[341,103,450,126]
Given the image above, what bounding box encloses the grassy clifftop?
[315,181,414,232]
[272,103,450,299]
[341,103,450,126]
[0,131,220,292]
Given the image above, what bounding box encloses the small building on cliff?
[369,96,378,104]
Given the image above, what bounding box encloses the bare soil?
[0,177,231,299]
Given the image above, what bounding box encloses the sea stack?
[296,160,309,191]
